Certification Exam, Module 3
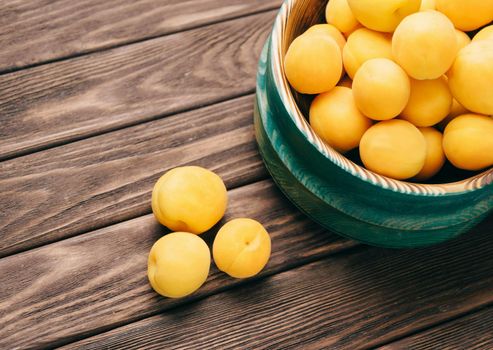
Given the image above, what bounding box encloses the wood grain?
[379,307,493,350]
[0,10,275,160]
[63,216,493,350]
[0,95,267,258]
[0,0,281,72]
[0,180,355,349]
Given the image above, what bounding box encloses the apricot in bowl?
[254,0,493,248]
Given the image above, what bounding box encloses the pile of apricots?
[148,166,271,298]
[285,0,493,181]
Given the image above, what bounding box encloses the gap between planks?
[0,178,358,349]
[377,305,493,350]
[0,89,255,163]
[0,0,281,74]
[365,304,493,349]
[54,246,364,349]
[1,2,490,348]
[0,10,277,161]
[0,163,266,261]
[0,94,267,258]
[60,215,493,350]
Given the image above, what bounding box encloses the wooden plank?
[0,10,275,160]
[0,180,355,349]
[0,95,267,258]
[0,0,281,72]
[379,307,493,350]
[63,216,493,350]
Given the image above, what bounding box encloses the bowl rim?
[270,0,493,195]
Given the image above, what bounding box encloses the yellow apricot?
[448,40,493,115]
[400,76,452,127]
[305,24,346,52]
[438,98,469,130]
[360,120,426,180]
[436,0,493,31]
[148,232,210,298]
[309,87,372,153]
[420,0,435,11]
[152,166,227,234]
[473,25,493,42]
[352,58,410,121]
[443,114,493,171]
[414,128,445,181]
[213,218,271,279]
[338,75,352,88]
[284,34,342,94]
[342,28,393,79]
[445,32,469,77]
[348,0,421,32]
[392,11,457,80]
[326,0,360,34]
[455,30,472,50]
[304,25,346,79]
[449,99,469,119]
[343,23,364,39]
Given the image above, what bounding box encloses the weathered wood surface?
[0,0,280,72]
[1,2,493,349]
[0,180,356,349]
[63,216,493,350]
[0,10,275,161]
[0,95,266,258]
[380,307,493,350]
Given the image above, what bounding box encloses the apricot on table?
[148,232,211,298]
[152,166,227,234]
[213,218,271,279]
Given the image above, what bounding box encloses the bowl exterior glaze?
[254,11,493,247]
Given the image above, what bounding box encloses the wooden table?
[1,1,492,349]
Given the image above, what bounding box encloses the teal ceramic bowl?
[254,0,493,248]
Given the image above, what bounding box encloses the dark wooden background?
[0,1,492,349]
